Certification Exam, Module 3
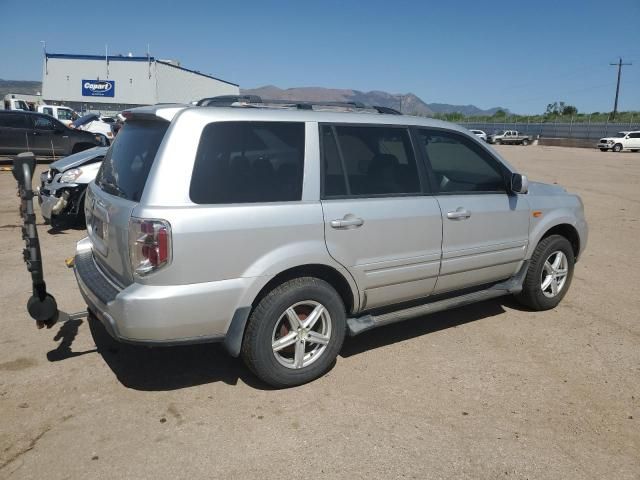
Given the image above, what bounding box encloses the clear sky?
[1,0,638,114]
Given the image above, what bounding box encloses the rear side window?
[95,120,169,201]
[0,113,28,129]
[321,125,420,198]
[417,129,506,193]
[33,115,55,130]
[190,122,305,204]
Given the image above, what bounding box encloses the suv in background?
[469,129,487,142]
[73,98,588,388]
[597,131,640,152]
[0,111,101,157]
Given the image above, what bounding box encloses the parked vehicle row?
[70,97,588,388]
[597,131,640,152]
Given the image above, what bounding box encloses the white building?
[42,53,239,113]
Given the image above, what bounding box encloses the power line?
[610,57,632,119]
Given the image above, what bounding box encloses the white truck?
[3,94,31,111]
[37,105,78,126]
[597,131,640,152]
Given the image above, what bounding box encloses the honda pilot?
[73,98,588,387]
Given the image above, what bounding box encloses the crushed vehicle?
[71,113,115,145]
[487,130,533,145]
[38,146,108,227]
[597,131,640,152]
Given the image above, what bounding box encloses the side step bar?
[346,262,529,336]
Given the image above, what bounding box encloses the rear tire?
[515,235,575,311]
[241,277,346,388]
[613,143,623,153]
[522,139,529,146]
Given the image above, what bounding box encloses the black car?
[0,110,102,157]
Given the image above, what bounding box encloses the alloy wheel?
[540,251,569,298]
[271,301,332,369]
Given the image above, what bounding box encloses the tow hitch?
[12,152,60,329]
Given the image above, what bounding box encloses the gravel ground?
[0,146,638,480]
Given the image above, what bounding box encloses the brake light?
[129,218,172,275]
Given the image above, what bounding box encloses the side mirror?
[510,173,528,194]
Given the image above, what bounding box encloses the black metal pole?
[610,57,632,120]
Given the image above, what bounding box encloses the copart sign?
[82,80,115,97]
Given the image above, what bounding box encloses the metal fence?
[459,118,640,141]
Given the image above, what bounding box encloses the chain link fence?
[460,117,640,141]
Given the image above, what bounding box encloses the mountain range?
[1,79,508,117]
[241,86,508,116]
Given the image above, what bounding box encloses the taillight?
[129,218,172,275]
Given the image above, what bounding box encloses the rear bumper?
[73,237,250,345]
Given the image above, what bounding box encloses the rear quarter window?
[190,121,305,204]
[0,113,29,129]
[95,120,169,201]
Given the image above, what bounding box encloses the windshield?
[613,132,626,138]
[95,120,169,201]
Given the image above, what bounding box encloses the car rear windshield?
[95,120,169,201]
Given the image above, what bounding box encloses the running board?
[346,262,529,337]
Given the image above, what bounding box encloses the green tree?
[493,109,507,117]
[562,105,577,115]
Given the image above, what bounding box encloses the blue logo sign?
[82,80,115,97]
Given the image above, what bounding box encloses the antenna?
[41,41,47,74]
[147,43,151,79]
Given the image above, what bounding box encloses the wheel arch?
[224,263,359,357]
[538,223,581,260]
[251,264,357,314]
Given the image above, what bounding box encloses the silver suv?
[73,98,588,387]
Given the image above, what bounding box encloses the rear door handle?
[330,216,364,229]
[447,208,471,220]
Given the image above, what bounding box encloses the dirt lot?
[0,146,638,479]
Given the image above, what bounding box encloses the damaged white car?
[38,146,108,227]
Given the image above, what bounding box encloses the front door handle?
[330,216,364,229]
[447,208,471,220]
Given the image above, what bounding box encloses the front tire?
[515,235,575,311]
[522,139,529,146]
[599,148,608,152]
[241,277,346,388]
[613,143,623,152]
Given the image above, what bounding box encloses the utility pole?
[610,57,631,120]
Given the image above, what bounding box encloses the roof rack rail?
[372,105,401,115]
[195,95,403,114]
[196,95,262,106]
